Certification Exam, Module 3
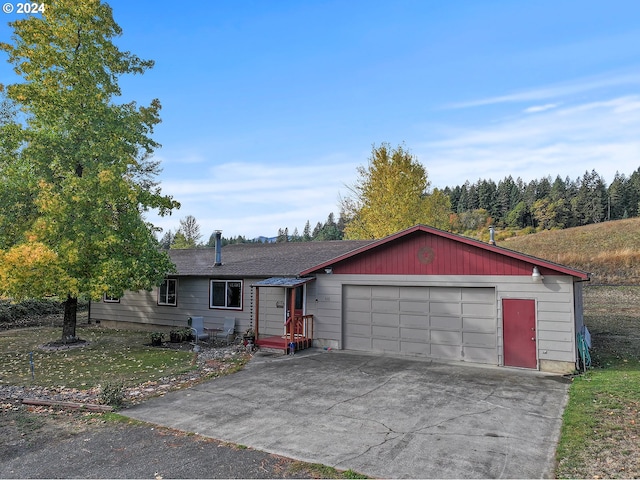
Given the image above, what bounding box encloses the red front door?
[502,299,537,368]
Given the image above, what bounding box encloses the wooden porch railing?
[286,314,314,350]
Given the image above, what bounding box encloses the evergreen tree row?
[275,213,345,242]
[445,168,640,231]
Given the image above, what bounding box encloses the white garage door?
[343,285,497,364]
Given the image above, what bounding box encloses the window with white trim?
[158,278,177,306]
[210,280,242,309]
[103,294,120,303]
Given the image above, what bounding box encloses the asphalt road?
[1,410,319,479]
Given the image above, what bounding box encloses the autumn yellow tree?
[0,0,179,342]
[341,143,450,239]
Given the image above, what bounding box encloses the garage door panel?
[372,312,398,325]
[462,288,494,301]
[431,344,461,360]
[346,311,371,325]
[462,303,495,317]
[346,336,372,350]
[372,299,399,313]
[399,287,429,300]
[400,327,429,341]
[464,346,497,363]
[463,317,495,333]
[348,285,372,297]
[399,300,429,313]
[344,323,371,337]
[371,286,399,299]
[345,298,371,312]
[372,338,399,352]
[401,341,430,355]
[432,287,462,301]
[372,325,398,339]
[430,302,461,315]
[463,332,496,347]
[431,315,462,330]
[400,314,428,328]
[431,330,462,345]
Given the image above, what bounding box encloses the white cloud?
[524,103,558,114]
[446,70,640,109]
[148,155,360,239]
[422,95,640,188]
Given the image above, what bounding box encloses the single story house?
[91,225,590,373]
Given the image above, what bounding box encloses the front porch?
[252,277,315,354]
[255,314,314,353]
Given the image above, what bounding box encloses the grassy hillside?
[498,218,640,285]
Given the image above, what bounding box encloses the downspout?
[254,286,259,343]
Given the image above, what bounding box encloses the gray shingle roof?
[167,240,374,277]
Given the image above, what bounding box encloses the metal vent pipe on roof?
[214,230,222,266]
[489,226,496,245]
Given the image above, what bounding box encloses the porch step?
[256,335,312,353]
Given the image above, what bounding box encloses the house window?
[103,294,120,303]
[210,280,242,310]
[158,278,177,306]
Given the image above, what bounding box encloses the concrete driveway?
[122,350,569,479]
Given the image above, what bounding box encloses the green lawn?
[555,286,640,478]
[0,325,196,389]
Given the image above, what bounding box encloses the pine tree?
[302,220,312,241]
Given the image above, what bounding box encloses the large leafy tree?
[342,143,450,239]
[0,0,179,341]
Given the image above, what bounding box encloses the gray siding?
[91,276,262,334]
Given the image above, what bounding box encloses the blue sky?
[2,1,640,239]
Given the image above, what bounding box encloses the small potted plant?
[180,327,194,342]
[169,327,193,343]
[169,328,182,343]
[150,331,164,346]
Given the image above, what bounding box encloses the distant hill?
[254,236,276,243]
[500,218,640,285]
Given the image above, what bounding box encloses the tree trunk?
[62,295,78,342]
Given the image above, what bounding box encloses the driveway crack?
[323,372,398,413]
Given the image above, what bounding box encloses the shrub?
[0,298,65,323]
[169,327,193,343]
[98,380,125,407]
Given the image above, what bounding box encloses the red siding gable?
[332,230,538,275]
[301,225,590,279]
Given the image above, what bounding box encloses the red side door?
[502,299,537,368]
